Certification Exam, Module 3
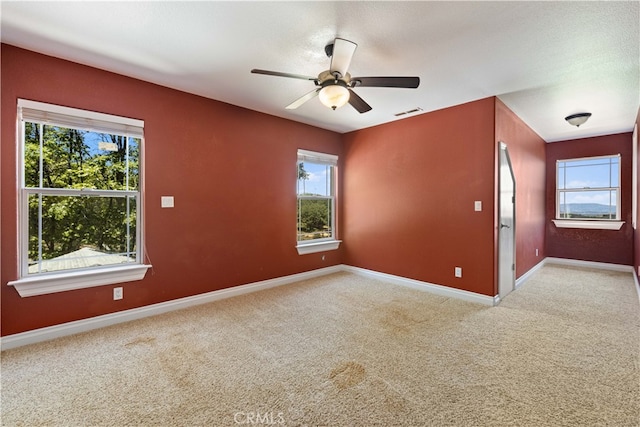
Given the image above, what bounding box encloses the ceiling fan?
[251,38,420,113]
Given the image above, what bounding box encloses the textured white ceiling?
[1,1,638,142]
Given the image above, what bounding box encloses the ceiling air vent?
[394,107,423,117]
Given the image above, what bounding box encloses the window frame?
[553,154,624,230]
[8,99,151,297]
[296,149,341,255]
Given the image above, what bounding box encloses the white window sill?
[296,240,341,255]
[7,264,152,297]
[552,220,624,230]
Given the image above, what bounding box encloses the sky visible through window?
[556,156,620,220]
[558,157,619,206]
[298,162,331,196]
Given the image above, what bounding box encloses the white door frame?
[498,142,516,300]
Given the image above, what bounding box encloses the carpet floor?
[1,264,639,426]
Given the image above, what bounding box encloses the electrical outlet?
[113,287,123,300]
[454,267,462,278]
[536,248,539,257]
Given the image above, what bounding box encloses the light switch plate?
[161,196,174,208]
[474,201,482,211]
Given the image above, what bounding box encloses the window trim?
[12,99,151,297]
[296,149,341,255]
[296,240,341,255]
[555,154,622,228]
[551,219,624,230]
[7,265,151,297]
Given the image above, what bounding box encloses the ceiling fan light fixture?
[565,112,592,127]
[319,81,350,110]
[252,37,418,114]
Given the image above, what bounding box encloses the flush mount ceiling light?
[565,112,592,127]
[318,78,350,110]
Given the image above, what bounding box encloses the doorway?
[498,142,516,300]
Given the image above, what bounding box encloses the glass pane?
[82,133,138,191]
[28,194,136,274]
[558,190,616,219]
[127,137,140,191]
[558,192,566,217]
[297,162,333,196]
[26,123,138,191]
[557,164,566,190]
[297,198,332,241]
[24,122,42,187]
[563,161,611,189]
[611,160,619,188]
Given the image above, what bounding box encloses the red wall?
[1,45,343,335]
[4,42,617,337]
[341,98,497,296]
[495,99,547,277]
[545,133,633,265]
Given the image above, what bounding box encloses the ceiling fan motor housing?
[317,70,351,85]
[324,43,334,58]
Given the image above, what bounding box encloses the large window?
[11,100,149,297]
[296,150,340,254]
[556,154,621,222]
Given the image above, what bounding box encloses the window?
[554,154,623,230]
[296,150,340,254]
[9,100,150,297]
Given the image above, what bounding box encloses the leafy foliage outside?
[25,122,139,265]
[297,199,332,240]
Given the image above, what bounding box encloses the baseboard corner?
[515,258,547,289]
[341,265,495,306]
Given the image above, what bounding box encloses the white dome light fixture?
[565,112,592,127]
[319,78,350,110]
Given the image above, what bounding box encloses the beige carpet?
[1,264,639,426]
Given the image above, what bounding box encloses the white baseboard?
[0,265,342,351]
[515,258,546,289]
[341,265,496,306]
[545,257,639,303]
[5,258,633,351]
[545,257,634,273]
[1,264,494,350]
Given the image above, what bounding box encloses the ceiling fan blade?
[347,89,372,114]
[351,76,420,88]
[329,38,357,78]
[286,89,321,110]
[251,69,318,81]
